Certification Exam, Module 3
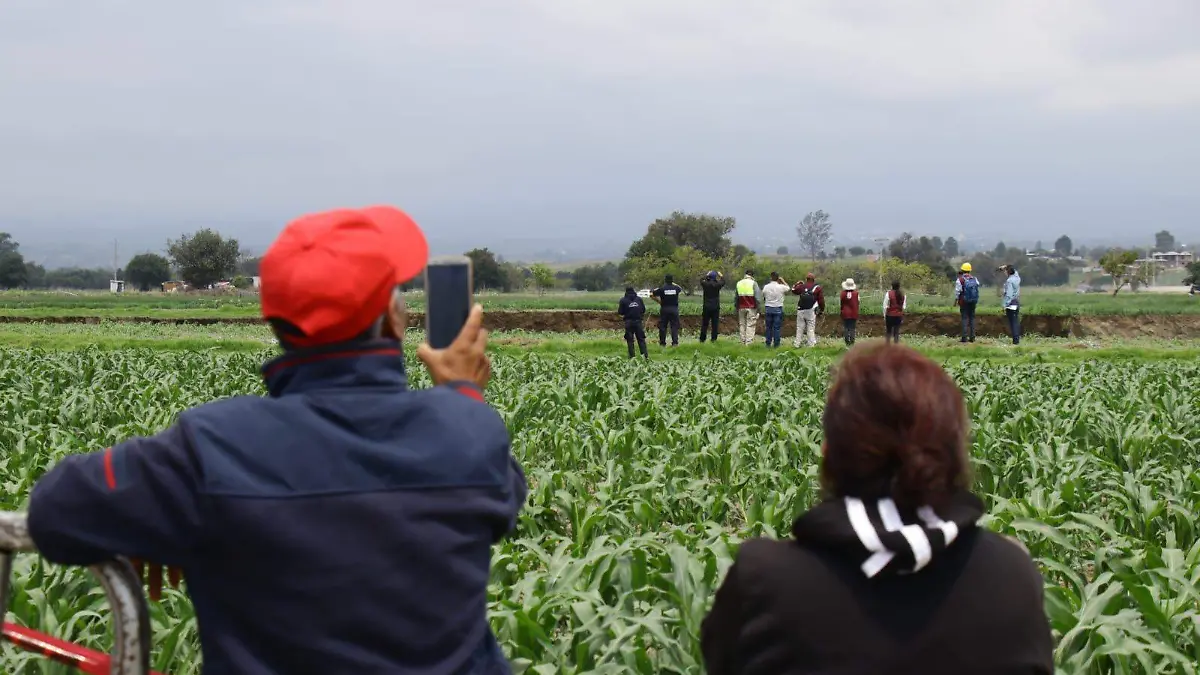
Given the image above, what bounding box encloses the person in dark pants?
[838,278,859,346]
[1001,264,1022,345]
[883,279,906,344]
[651,274,684,347]
[954,263,979,343]
[701,343,1055,675]
[699,271,725,342]
[618,287,649,359]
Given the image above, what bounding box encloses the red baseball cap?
[260,206,429,346]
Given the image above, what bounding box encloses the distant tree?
[23,261,46,289]
[465,248,506,291]
[833,246,847,259]
[125,253,172,291]
[0,232,19,255]
[886,233,955,279]
[670,246,718,293]
[931,236,943,252]
[1099,249,1141,296]
[992,242,1008,259]
[43,267,111,289]
[499,262,525,293]
[729,244,752,264]
[231,275,254,290]
[529,263,555,295]
[1183,261,1200,287]
[625,211,737,264]
[571,263,618,291]
[943,237,960,258]
[1054,235,1073,257]
[866,248,875,255]
[238,256,262,277]
[625,254,672,289]
[0,233,27,289]
[796,210,833,261]
[167,229,240,289]
[848,246,866,257]
[1155,230,1176,252]
[1035,240,1044,253]
[776,245,789,256]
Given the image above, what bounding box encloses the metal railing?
[0,510,157,675]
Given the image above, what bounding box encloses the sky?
[2,0,1199,267]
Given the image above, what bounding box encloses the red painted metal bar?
[2,622,112,675]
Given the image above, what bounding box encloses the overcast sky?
[2,0,1199,263]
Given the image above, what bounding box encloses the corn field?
[0,347,1198,674]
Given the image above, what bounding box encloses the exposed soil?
[1,311,1198,338]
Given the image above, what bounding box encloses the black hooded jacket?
[618,291,646,322]
[701,492,1054,675]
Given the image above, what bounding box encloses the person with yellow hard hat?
[954,262,980,343]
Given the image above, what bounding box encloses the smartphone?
[424,256,474,349]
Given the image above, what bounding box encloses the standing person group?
[791,273,825,348]
[699,271,725,343]
[761,272,789,348]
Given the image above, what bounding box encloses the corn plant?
[0,347,1197,674]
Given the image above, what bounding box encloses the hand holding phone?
[416,304,491,389]
[424,257,474,349]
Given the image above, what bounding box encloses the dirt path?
[1,311,1198,338]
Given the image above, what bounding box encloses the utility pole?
[873,237,890,293]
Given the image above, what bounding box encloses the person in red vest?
[883,279,906,344]
[839,278,860,346]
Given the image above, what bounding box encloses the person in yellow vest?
[734,271,763,346]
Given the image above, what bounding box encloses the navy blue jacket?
[27,341,527,675]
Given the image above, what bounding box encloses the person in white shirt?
[761,272,789,348]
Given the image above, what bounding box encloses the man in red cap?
[26,206,526,674]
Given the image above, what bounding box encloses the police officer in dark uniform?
[699,270,725,342]
[618,286,649,359]
[651,274,684,347]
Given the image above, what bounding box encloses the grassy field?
[0,321,1198,361]
[1,345,1198,674]
[0,287,1196,319]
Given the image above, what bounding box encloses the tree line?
[0,220,1185,295]
[0,230,257,291]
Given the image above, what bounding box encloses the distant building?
[109,279,126,293]
[1151,251,1194,268]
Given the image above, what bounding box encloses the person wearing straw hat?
[839,278,860,346]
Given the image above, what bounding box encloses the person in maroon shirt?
[791,273,826,348]
[839,278,860,346]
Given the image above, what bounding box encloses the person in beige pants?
[734,271,763,345]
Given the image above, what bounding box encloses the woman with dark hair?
[883,279,906,343]
[701,344,1054,675]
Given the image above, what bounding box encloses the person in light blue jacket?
[1002,264,1021,344]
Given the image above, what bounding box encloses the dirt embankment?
[1,311,1197,338]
